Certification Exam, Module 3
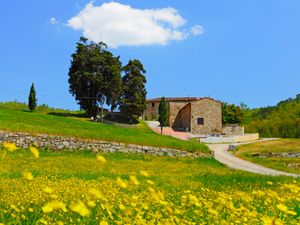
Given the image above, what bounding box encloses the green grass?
[235,139,300,174]
[0,102,208,153]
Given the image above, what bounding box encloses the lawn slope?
[235,139,300,174]
[0,103,208,153]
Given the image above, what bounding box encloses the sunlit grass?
[0,103,208,153]
[235,139,300,174]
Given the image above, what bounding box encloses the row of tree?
[244,94,300,138]
[68,37,147,123]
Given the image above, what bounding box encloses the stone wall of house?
[222,124,244,136]
[190,99,222,134]
[0,131,210,158]
[169,102,190,128]
[172,103,191,131]
[143,102,159,120]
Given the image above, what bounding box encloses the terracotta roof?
[146,97,221,103]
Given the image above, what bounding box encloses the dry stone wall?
[222,125,244,136]
[0,131,210,158]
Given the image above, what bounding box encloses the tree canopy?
[119,59,147,123]
[158,97,168,134]
[244,94,300,138]
[28,83,37,111]
[68,37,122,118]
[222,103,243,124]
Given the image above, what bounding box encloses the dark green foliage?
[245,94,300,138]
[120,59,147,123]
[28,83,37,111]
[158,97,168,134]
[68,37,122,118]
[222,103,243,124]
[104,55,122,114]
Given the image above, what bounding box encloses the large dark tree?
[68,37,122,119]
[158,97,168,134]
[103,53,122,115]
[120,59,147,123]
[28,83,37,111]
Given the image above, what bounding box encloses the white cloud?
[49,17,59,25]
[67,2,203,48]
[191,25,204,36]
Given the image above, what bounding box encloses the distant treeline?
[244,94,300,138]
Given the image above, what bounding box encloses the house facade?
[144,97,222,134]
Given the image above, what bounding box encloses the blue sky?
[0,0,299,110]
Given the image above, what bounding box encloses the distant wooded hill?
[244,94,300,138]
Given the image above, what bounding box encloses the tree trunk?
[160,126,163,134]
[110,106,114,118]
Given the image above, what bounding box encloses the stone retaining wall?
[0,131,210,158]
[222,124,244,136]
[251,152,300,158]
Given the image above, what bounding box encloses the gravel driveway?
[208,144,299,177]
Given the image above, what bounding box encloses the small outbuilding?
[144,97,222,134]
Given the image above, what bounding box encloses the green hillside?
[244,94,300,138]
[0,102,208,153]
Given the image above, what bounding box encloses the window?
[197,118,204,125]
[151,102,155,107]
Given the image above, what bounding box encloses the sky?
[0,0,299,110]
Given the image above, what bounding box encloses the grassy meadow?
[235,139,300,175]
[0,145,299,224]
[0,102,208,153]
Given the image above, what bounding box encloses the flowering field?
[0,143,299,224]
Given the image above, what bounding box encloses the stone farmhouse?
[144,97,222,134]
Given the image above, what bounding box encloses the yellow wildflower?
[22,171,34,181]
[39,218,48,225]
[88,188,103,199]
[267,181,273,185]
[207,208,218,216]
[99,220,109,225]
[140,170,149,177]
[42,201,67,213]
[119,203,125,211]
[116,177,127,189]
[287,210,297,216]
[2,142,17,152]
[87,201,96,208]
[96,155,107,163]
[43,186,53,194]
[29,146,39,159]
[49,194,58,199]
[129,175,139,185]
[277,203,287,212]
[146,179,154,185]
[274,219,284,225]
[70,201,90,217]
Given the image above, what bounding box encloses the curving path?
[208,144,299,177]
